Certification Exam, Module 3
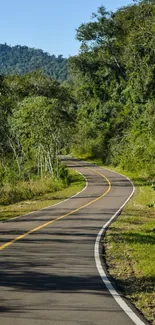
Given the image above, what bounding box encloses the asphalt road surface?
[0,158,148,325]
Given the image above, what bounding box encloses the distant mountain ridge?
[0,44,68,81]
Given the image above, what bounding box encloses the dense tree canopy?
[0,71,75,186]
[0,0,155,201]
[69,0,155,177]
[0,44,68,81]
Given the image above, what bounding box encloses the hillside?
[0,44,68,81]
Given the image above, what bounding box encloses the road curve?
[0,158,148,325]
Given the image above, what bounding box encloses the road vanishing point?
[0,158,148,325]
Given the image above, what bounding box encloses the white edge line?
[2,158,146,324]
[3,169,88,223]
[94,167,146,325]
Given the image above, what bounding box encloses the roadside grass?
[0,169,85,221]
[74,154,155,325]
[104,182,155,325]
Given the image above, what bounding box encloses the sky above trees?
[1,0,133,57]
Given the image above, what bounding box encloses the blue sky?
[1,0,133,57]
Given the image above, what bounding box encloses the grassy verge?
[104,177,155,325]
[0,169,85,221]
[74,154,155,324]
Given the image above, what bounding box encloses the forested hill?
[0,44,68,81]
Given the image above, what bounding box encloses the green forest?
[0,44,68,81]
[69,0,155,178]
[0,0,155,206]
[0,71,75,204]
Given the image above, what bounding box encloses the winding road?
[0,158,148,325]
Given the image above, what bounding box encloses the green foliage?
[0,169,85,221]
[69,0,155,178]
[0,71,75,205]
[0,44,68,82]
[1,0,155,205]
[0,175,65,206]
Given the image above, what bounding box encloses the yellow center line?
[0,167,111,251]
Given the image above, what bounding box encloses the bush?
[0,174,66,206]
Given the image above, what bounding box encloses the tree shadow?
[64,157,155,187]
[131,177,155,187]
[116,275,155,295]
[0,269,110,294]
[106,231,155,245]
